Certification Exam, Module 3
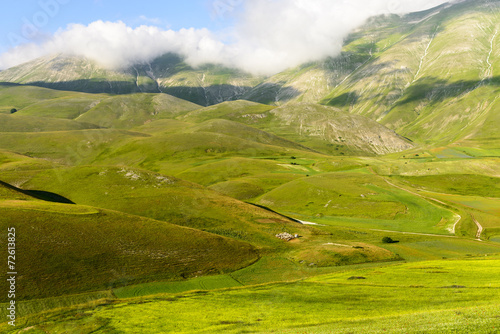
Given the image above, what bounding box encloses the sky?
[0,0,450,75]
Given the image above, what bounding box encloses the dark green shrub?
[382,236,399,244]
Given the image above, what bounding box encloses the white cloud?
[227,0,450,74]
[0,0,450,75]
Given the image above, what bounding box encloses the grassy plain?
[0,83,499,333]
[3,257,499,334]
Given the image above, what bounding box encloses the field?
[3,1,500,331]
[2,257,499,333]
[0,81,499,333]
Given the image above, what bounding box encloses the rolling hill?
[0,181,259,300]
[1,1,500,332]
[17,165,311,248]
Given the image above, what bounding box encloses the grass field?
[18,165,312,247]
[256,172,459,235]
[0,114,100,132]
[0,82,499,333]
[4,257,499,333]
[114,274,243,298]
[0,182,260,301]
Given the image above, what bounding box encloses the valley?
[0,0,500,333]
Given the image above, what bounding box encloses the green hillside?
[76,93,200,128]
[18,166,310,247]
[15,94,107,119]
[318,0,500,146]
[0,129,149,165]
[0,114,100,132]
[0,83,80,110]
[181,101,414,156]
[179,100,276,123]
[0,1,500,332]
[0,182,258,300]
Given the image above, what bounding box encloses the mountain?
[2,1,500,331]
[0,53,260,106]
[246,0,500,148]
[2,1,499,150]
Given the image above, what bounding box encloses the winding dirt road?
[383,179,463,235]
[471,214,483,240]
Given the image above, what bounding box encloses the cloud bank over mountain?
[0,0,449,75]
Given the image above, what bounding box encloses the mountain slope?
[0,54,260,106]
[319,0,500,146]
[76,93,201,129]
[0,181,258,300]
[241,0,500,148]
[1,0,499,150]
[184,102,413,155]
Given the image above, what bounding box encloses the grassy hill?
[76,93,201,129]
[15,95,106,119]
[256,171,460,234]
[0,83,83,111]
[181,101,414,156]
[0,181,259,301]
[0,114,100,132]
[179,100,276,123]
[0,1,499,332]
[17,166,311,248]
[0,129,149,165]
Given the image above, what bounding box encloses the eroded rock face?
[270,103,414,155]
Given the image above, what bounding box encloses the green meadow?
[3,257,499,333]
[2,3,500,329]
[1,87,499,332]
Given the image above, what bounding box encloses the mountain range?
[1,0,499,150]
[1,1,500,332]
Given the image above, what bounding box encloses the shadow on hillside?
[396,76,500,106]
[23,190,75,204]
[0,180,75,204]
[15,80,140,94]
[325,92,361,107]
[246,202,302,224]
[0,82,21,88]
[162,84,254,106]
[245,82,302,105]
[0,81,254,107]
[322,75,500,109]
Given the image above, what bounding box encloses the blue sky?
[0,0,237,54]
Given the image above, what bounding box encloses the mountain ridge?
[1,0,499,150]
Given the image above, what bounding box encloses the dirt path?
[471,214,484,240]
[298,220,324,226]
[383,179,462,234]
[450,213,462,234]
[370,229,457,238]
[384,179,447,206]
[364,167,464,236]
